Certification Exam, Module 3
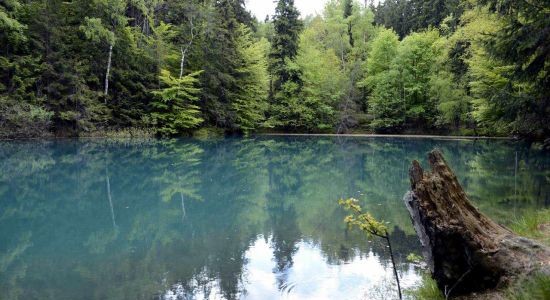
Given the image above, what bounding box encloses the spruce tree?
[481,0,550,137]
[267,0,303,130]
[197,0,242,129]
[269,0,303,92]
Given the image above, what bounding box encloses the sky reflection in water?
[164,236,420,300]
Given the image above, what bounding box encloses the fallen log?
[403,149,550,298]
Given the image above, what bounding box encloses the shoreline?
[0,133,515,142]
[257,133,514,140]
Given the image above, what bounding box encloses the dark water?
[0,136,548,300]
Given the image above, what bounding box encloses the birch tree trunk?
[180,18,195,79]
[104,43,113,102]
[105,166,116,228]
[179,47,186,79]
[180,191,186,222]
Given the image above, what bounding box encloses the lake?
[1,136,548,300]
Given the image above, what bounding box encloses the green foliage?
[266,0,307,131]
[338,198,388,237]
[192,127,224,139]
[406,253,423,264]
[0,0,548,139]
[430,71,469,129]
[81,17,116,45]
[199,0,242,127]
[295,50,340,130]
[0,96,53,139]
[510,209,550,246]
[450,8,512,135]
[368,69,405,132]
[270,1,378,133]
[363,28,403,132]
[230,25,269,132]
[197,0,268,133]
[448,4,550,137]
[339,196,403,300]
[481,0,550,90]
[0,1,27,50]
[366,28,400,76]
[285,18,346,131]
[150,70,203,136]
[266,66,305,130]
[374,0,463,38]
[269,0,303,90]
[405,273,445,300]
[507,273,550,300]
[370,0,549,138]
[364,28,447,132]
[398,30,442,126]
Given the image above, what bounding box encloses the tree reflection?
[0,137,548,299]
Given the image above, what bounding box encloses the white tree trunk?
[106,167,116,228]
[179,18,195,79]
[104,44,113,102]
[180,47,186,79]
[180,191,186,222]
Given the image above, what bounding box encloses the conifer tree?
[269,0,303,92]
[267,0,303,130]
[199,0,242,127]
[478,0,550,137]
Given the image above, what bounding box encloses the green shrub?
[510,209,550,246]
[0,97,53,139]
[406,273,444,300]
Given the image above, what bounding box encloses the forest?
[0,0,548,139]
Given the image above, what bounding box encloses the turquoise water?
[0,137,548,300]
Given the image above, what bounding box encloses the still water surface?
[0,136,548,299]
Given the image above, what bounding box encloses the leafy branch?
[339,198,403,300]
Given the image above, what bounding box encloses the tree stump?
[403,149,550,297]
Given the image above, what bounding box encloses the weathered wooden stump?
[403,149,550,297]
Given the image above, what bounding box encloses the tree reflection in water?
[0,137,548,299]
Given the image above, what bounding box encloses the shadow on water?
[0,137,548,299]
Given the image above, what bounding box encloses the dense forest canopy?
[0,0,548,139]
